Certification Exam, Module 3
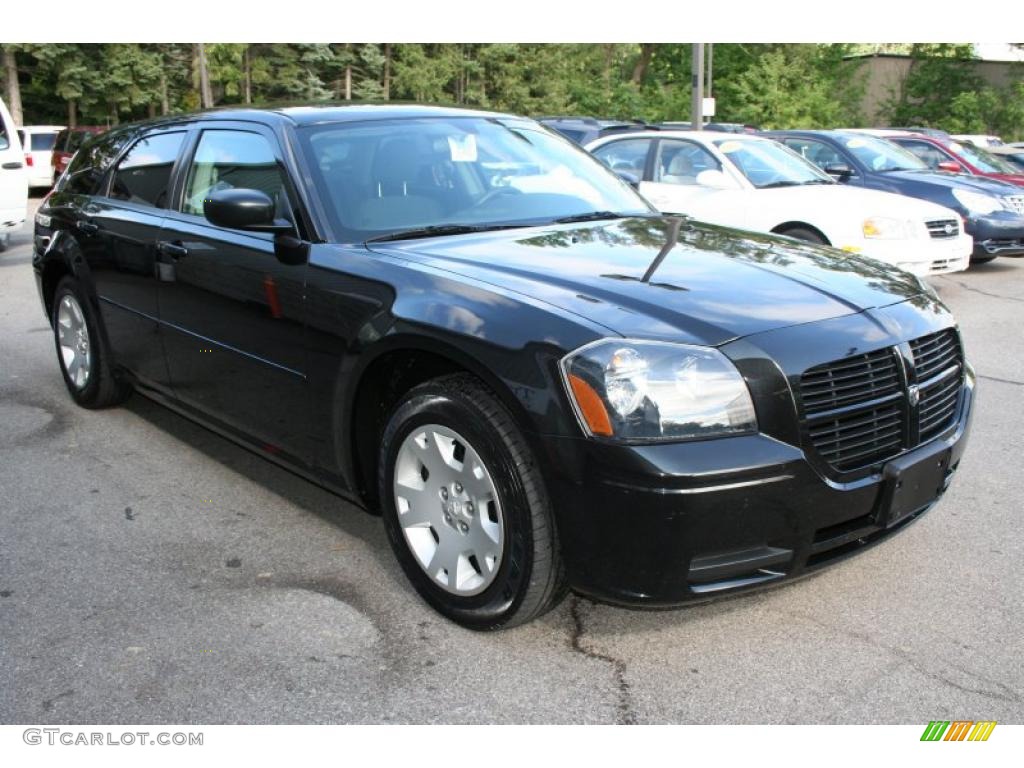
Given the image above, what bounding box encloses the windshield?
[840,134,926,172]
[298,117,652,242]
[951,141,1021,174]
[713,138,833,188]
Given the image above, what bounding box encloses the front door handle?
[2,161,22,170]
[76,220,99,235]
[157,240,189,259]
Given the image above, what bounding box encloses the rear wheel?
[379,373,566,630]
[970,253,998,265]
[51,276,131,408]
[0,233,9,251]
[778,226,828,245]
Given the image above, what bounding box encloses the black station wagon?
[33,105,974,629]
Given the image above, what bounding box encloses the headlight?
[862,217,911,239]
[560,339,757,441]
[952,189,1003,215]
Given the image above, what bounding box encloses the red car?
[50,126,106,185]
[890,133,1024,188]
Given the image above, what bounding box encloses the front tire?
[51,276,131,408]
[379,373,566,630]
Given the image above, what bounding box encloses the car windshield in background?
[952,141,1021,174]
[713,138,833,188]
[298,117,652,242]
[842,134,926,172]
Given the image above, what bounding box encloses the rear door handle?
[76,221,99,235]
[2,161,23,170]
[157,240,189,259]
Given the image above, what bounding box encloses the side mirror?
[937,161,963,173]
[203,188,293,234]
[824,162,853,180]
[695,169,734,190]
[615,170,640,189]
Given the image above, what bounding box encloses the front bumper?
[539,306,975,607]
[859,233,972,276]
[965,213,1024,257]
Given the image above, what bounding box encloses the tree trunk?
[67,99,77,129]
[631,43,656,85]
[344,65,352,100]
[2,47,23,126]
[196,43,213,108]
[383,43,391,100]
[243,46,252,104]
[160,72,169,115]
[148,103,156,118]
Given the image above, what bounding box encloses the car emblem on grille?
[944,223,954,235]
[908,384,921,407]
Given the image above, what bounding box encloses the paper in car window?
[845,137,867,148]
[718,141,742,154]
[448,134,478,162]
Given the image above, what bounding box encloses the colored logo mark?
[920,721,996,741]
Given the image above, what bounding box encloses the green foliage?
[5,43,1021,141]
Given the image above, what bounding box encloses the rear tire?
[379,373,566,630]
[778,226,828,245]
[0,232,9,251]
[970,253,998,265]
[51,276,131,409]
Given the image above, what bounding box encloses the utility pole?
[691,43,705,130]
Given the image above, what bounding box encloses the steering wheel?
[472,185,524,208]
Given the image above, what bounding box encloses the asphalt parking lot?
[1,197,1022,725]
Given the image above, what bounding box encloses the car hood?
[886,169,1022,195]
[369,217,927,346]
[761,183,956,219]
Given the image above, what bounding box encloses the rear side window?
[31,133,58,151]
[109,132,184,208]
[62,131,132,196]
[592,139,651,178]
[181,130,288,216]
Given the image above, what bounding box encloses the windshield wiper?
[365,223,523,243]
[551,211,630,224]
[758,180,802,189]
[800,179,834,185]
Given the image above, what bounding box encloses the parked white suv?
[17,125,64,189]
[586,131,972,276]
[0,98,29,251]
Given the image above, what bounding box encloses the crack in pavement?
[938,278,1024,304]
[568,595,637,725]
[784,610,1022,705]
[978,374,1024,387]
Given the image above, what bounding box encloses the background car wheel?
[379,373,566,630]
[0,232,9,251]
[52,276,131,408]
[970,254,998,265]
[779,226,828,245]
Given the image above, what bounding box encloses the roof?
[589,129,768,146]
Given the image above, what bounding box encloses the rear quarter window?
[31,133,59,151]
[61,131,133,196]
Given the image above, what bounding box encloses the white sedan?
[585,131,972,276]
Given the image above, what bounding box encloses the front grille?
[929,257,962,274]
[909,329,960,381]
[1004,195,1024,215]
[798,330,964,472]
[911,329,963,441]
[925,218,959,239]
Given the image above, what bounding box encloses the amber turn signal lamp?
[568,374,613,436]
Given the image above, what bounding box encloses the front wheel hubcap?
[57,294,91,390]
[393,424,504,596]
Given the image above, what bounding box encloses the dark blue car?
[765,130,1024,263]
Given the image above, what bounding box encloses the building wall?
[852,55,1024,125]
